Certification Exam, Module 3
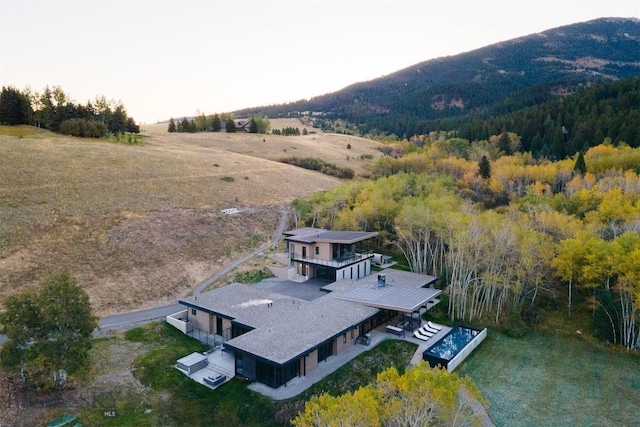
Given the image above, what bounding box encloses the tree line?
[0,85,139,138]
[168,113,270,134]
[292,141,640,349]
[272,127,308,136]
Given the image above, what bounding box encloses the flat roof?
[333,283,441,313]
[180,284,378,365]
[323,269,437,293]
[284,228,378,244]
[226,295,378,365]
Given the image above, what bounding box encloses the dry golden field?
[0,122,381,316]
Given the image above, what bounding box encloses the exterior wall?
[290,242,313,259]
[191,309,213,333]
[290,241,333,262]
[188,309,232,336]
[305,349,319,373]
[337,259,371,280]
[166,310,192,333]
[316,242,332,260]
[221,317,232,336]
[334,327,358,355]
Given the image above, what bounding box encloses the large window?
[256,359,299,388]
[332,243,355,261]
[318,340,333,363]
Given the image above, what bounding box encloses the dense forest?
[235,18,640,159]
[292,141,640,350]
[0,85,139,137]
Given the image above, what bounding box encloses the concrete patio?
[176,347,235,390]
[247,321,451,400]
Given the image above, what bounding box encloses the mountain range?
[235,17,640,151]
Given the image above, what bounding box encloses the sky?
[1,0,638,124]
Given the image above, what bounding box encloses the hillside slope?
[0,123,380,315]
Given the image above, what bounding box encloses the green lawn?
[457,331,640,427]
[78,322,639,426]
[80,323,416,426]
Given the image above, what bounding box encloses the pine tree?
[211,114,221,132]
[478,155,491,179]
[226,118,236,133]
[180,117,190,133]
[168,117,176,132]
[573,151,587,175]
[498,131,512,155]
[0,86,32,125]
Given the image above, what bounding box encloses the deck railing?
[291,250,374,268]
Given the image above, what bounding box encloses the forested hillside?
[292,141,640,350]
[236,18,640,159]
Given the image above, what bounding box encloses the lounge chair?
[422,324,439,334]
[413,330,430,341]
[418,326,435,337]
[427,321,442,331]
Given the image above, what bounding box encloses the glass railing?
[290,250,374,267]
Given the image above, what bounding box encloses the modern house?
[284,228,377,282]
[171,229,441,389]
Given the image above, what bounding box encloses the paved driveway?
[253,278,331,301]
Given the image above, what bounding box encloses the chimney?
[378,274,386,287]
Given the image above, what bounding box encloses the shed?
[177,352,208,375]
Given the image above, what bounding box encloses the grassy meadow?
[0,123,381,315]
[457,330,640,426]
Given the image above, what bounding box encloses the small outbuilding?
[177,352,209,375]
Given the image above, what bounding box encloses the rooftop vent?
[378,274,386,287]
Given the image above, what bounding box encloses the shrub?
[505,309,528,338]
[221,176,235,182]
[279,157,354,179]
[59,118,107,138]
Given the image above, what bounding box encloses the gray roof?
[180,284,378,365]
[284,228,378,244]
[333,282,441,313]
[323,269,437,293]
[226,295,378,364]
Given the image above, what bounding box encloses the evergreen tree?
[226,118,236,133]
[168,117,176,132]
[249,117,258,133]
[498,131,512,155]
[211,114,221,132]
[574,151,587,175]
[478,155,491,178]
[0,86,32,125]
[179,117,190,133]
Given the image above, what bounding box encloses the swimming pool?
[422,325,487,371]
